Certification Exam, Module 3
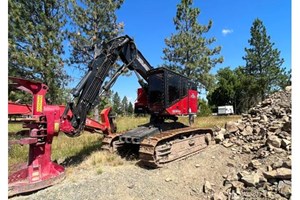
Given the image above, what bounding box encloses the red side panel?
[188,90,198,113]
[134,88,148,113]
[165,89,198,115]
[166,96,188,115]
[8,77,48,116]
[8,102,32,115]
[137,88,147,103]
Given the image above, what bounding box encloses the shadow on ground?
[60,140,103,167]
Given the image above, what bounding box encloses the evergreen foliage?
[8,0,69,104]
[128,102,134,115]
[207,67,246,114]
[208,19,290,114]
[8,2,290,118]
[111,92,134,116]
[162,0,223,92]
[243,18,289,101]
[197,98,212,116]
[112,92,121,115]
[65,0,124,68]
[65,0,124,116]
[121,96,128,115]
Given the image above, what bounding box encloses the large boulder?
[237,171,261,187]
[263,168,291,180]
[266,135,282,148]
[225,121,239,133]
[278,180,291,198]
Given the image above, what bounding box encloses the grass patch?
[177,115,241,128]
[96,167,103,175]
[115,116,149,132]
[51,132,103,167]
[8,130,103,170]
[8,115,240,171]
[82,151,124,168]
[8,123,23,133]
[8,144,28,168]
[8,123,25,140]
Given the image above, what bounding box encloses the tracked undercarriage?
[102,122,214,168]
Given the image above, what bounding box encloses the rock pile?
[214,86,292,200]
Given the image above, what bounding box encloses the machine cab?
[147,67,198,115]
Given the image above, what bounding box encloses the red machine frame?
[8,77,113,196]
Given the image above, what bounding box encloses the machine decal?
[36,95,43,112]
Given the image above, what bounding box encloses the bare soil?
[10,144,253,200]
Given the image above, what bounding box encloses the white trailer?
[218,105,234,115]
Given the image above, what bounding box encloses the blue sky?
[67,0,291,103]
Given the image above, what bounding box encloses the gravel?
[10,145,251,200]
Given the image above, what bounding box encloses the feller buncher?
[8,35,214,196]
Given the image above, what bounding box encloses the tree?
[162,0,223,92]
[112,92,121,115]
[121,96,128,115]
[207,67,246,114]
[198,98,211,116]
[243,18,289,101]
[128,101,134,115]
[65,0,124,118]
[8,0,69,104]
[65,0,124,68]
[207,67,238,110]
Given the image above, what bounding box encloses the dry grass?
[115,116,149,132]
[82,151,124,167]
[51,132,103,165]
[8,115,241,172]
[178,115,241,128]
[8,123,23,133]
[8,130,103,170]
[8,123,29,167]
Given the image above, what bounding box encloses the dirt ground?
[10,144,253,200]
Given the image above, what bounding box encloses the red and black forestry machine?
[8,35,214,196]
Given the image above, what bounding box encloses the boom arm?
[61,35,153,136]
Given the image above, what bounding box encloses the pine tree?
[8,0,69,104]
[65,0,124,68]
[112,92,121,115]
[162,0,223,92]
[121,96,128,116]
[127,102,134,115]
[65,0,124,118]
[243,18,288,101]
